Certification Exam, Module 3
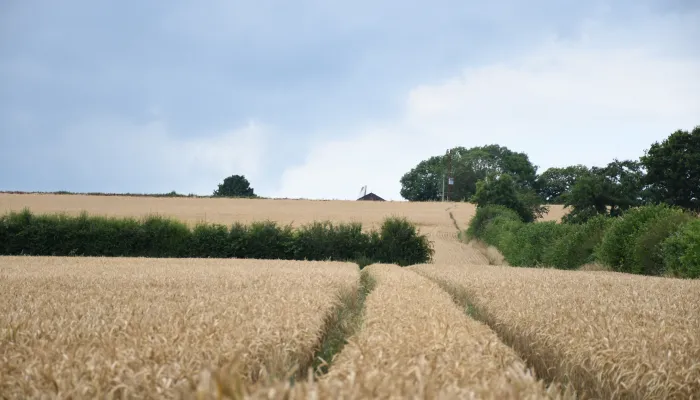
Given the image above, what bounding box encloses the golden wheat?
[223,264,569,399]
[0,256,358,399]
[0,193,566,265]
[411,263,700,399]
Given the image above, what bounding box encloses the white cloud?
[274,16,700,201]
[54,118,268,195]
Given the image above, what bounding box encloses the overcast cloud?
[1,0,699,200]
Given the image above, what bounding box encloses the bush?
[498,221,570,267]
[631,212,693,276]
[244,221,296,260]
[190,223,232,258]
[374,216,434,266]
[294,221,370,261]
[0,209,433,267]
[595,204,685,274]
[472,174,546,222]
[542,215,614,269]
[466,205,522,240]
[661,219,700,278]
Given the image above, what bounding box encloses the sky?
[1,0,699,201]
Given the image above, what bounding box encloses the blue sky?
[1,0,699,200]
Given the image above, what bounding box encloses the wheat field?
[0,193,565,265]
[2,193,698,399]
[411,263,700,399]
[0,256,358,399]
[233,264,569,400]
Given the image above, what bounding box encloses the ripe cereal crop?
[227,264,570,399]
[411,263,700,399]
[0,256,359,399]
[0,193,566,265]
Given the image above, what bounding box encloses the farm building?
[357,192,385,201]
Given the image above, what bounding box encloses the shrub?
[466,205,521,240]
[472,174,546,222]
[244,221,296,260]
[661,219,700,278]
[375,216,434,266]
[482,216,523,257]
[0,210,433,268]
[500,221,570,267]
[190,223,232,258]
[294,221,371,261]
[137,215,191,257]
[542,215,614,269]
[595,204,685,274]
[631,212,693,276]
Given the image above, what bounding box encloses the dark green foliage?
[244,221,296,259]
[138,215,192,257]
[541,215,614,269]
[498,222,570,267]
[374,216,434,266]
[399,144,538,201]
[465,205,521,240]
[631,212,693,276]
[595,204,684,274]
[213,174,256,197]
[536,165,589,203]
[399,156,444,201]
[472,174,547,223]
[562,160,646,224]
[294,221,371,262]
[190,223,233,258]
[641,126,700,211]
[661,219,700,278]
[0,210,433,267]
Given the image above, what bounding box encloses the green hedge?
[0,209,434,267]
[466,204,699,278]
[661,219,700,279]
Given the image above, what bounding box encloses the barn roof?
[357,192,385,201]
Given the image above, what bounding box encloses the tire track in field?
[421,206,490,265]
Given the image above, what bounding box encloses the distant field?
[0,193,567,228]
[0,193,567,264]
[0,257,359,399]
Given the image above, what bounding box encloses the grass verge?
[304,270,377,379]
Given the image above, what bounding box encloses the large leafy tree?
[399,156,444,201]
[640,126,700,211]
[213,174,256,197]
[471,173,548,222]
[535,165,589,203]
[562,160,646,223]
[400,144,538,201]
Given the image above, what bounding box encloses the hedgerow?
[0,210,434,267]
[465,204,698,277]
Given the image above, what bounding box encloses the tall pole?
[441,172,445,202]
[447,148,453,202]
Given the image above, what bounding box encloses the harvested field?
[0,256,359,399]
[411,263,700,399]
[228,264,569,399]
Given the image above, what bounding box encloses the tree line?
[400,126,700,223]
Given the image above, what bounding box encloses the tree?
[213,175,256,197]
[471,173,548,222]
[399,144,538,201]
[399,156,443,201]
[562,160,645,223]
[640,126,700,211]
[535,165,589,203]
